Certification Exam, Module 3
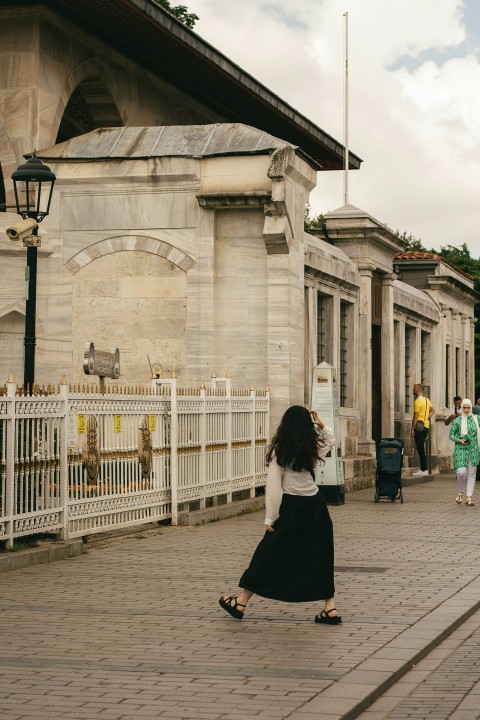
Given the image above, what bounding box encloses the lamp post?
[10,155,56,391]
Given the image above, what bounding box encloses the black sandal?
[219,595,246,620]
[315,608,342,625]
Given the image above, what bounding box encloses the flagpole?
[343,11,349,206]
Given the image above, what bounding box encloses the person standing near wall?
[410,383,435,476]
[445,396,462,426]
[449,399,480,506]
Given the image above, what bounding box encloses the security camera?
[6,218,39,245]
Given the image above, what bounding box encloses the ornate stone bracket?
[196,145,315,256]
[263,146,296,255]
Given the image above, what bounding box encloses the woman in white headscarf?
[449,399,480,506]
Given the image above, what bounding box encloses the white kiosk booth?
[310,362,345,505]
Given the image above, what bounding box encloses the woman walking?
[219,405,341,624]
[449,398,480,506]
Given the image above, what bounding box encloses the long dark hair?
[266,405,327,473]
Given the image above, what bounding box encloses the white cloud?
[192,0,480,254]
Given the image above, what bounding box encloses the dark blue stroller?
[374,438,404,503]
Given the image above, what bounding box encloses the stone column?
[396,318,406,416]
[414,327,422,385]
[451,309,459,396]
[470,319,476,401]
[187,207,215,381]
[331,294,340,382]
[381,273,395,438]
[461,314,469,397]
[266,251,304,432]
[439,304,450,407]
[262,146,313,432]
[304,285,317,404]
[357,264,375,455]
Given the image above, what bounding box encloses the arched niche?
[56,75,123,144]
[0,308,24,384]
[70,250,188,384]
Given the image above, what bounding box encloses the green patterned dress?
[449,415,480,470]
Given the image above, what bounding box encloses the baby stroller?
[374,438,404,503]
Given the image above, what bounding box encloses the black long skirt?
[239,491,335,602]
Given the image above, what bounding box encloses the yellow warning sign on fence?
[148,415,156,432]
[77,414,87,434]
[114,415,122,433]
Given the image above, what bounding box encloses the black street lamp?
[10,155,56,390]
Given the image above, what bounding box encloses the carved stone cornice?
[196,191,271,208]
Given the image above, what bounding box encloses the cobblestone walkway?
[1,475,480,719]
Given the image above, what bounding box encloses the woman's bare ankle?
[238,590,253,607]
[324,598,337,615]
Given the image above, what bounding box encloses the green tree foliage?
[304,204,326,230]
[155,0,199,28]
[438,243,480,285]
[394,230,429,252]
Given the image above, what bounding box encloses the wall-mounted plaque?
[83,342,120,379]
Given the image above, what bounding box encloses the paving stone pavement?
[357,606,480,719]
[1,474,480,720]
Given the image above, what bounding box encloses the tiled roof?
[393,251,473,281]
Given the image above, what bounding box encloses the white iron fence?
[0,376,269,548]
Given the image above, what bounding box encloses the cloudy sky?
[191,0,480,255]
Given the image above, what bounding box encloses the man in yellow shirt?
[410,383,435,476]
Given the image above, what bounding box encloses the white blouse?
[264,425,336,526]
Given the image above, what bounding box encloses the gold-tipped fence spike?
[200,382,206,389]
[7,372,15,383]
[171,370,177,379]
[226,370,230,378]
[250,385,255,391]
[211,371,216,378]
[265,386,270,392]
[60,375,68,385]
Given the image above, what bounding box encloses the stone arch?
[0,300,25,320]
[52,58,129,145]
[0,305,25,383]
[70,245,190,383]
[0,111,22,208]
[0,302,45,380]
[65,235,195,275]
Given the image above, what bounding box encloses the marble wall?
[0,6,221,200]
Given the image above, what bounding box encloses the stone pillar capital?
[357,263,375,277]
[382,272,396,286]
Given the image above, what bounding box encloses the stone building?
[0,0,477,488]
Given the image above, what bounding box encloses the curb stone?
[302,577,480,719]
[0,538,84,573]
